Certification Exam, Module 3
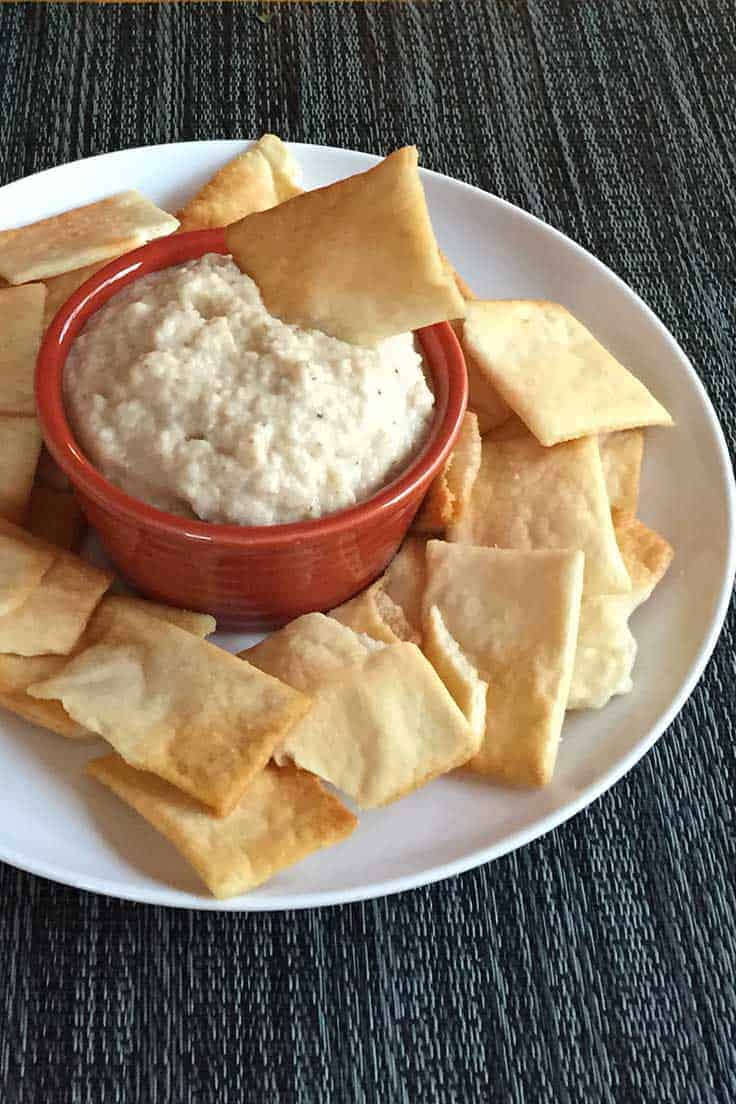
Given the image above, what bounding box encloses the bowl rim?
[35,229,468,548]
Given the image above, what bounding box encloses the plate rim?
[0,139,733,911]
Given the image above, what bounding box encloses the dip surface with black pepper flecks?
[65,253,434,526]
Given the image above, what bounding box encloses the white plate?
[0,141,733,911]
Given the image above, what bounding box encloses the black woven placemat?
[1,4,734,1101]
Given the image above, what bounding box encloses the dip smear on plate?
[64,253,435,526]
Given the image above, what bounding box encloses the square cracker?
[462,300,672,446]
[0,546,113,656]
[87,755,357,899]
[0,595,215,740]
[0,192,179,285]
[29,600,310,815]
[423,541,584,786]
[241,612,375,692]
[0,527,55,616]
[225,146,465,347]
[26,484,85,551]
[0,284,46,414]
[600,429,644,517]
[0,415,42,525]
[450,432,631,596]
[177,134,302,232]
[267,642,480,808]
[568,516,673,709]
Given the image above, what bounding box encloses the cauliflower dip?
[64,254,435,526]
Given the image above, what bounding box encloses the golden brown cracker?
[30,601,310,815]
[88,755,357,899]
[463,300,672,446]
[424,541,584,786]
[0,550,113,656]
[0,192,178,285]
[225,147,465,347]
[450,433,630,596]
[177,135,302,232]
[273,642,480,808]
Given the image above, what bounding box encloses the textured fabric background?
[0,3,734,1102]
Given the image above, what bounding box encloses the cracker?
[381,536,427,639]
[177,134,302,232]
[271,642,480,808]
[0,192,179,285]
[0,284,46,414]
[600,430,644,517]
[450,433,631,596]
[330,580,419,645]
[225,146,465,347]
[424,541,584,786]
[0,595,214,740]
[99,595,217,639]
[87,755,357,899]
[0,548,113,656]
[29,600,310,815]
[422,605,487,738]
[43,262,110,330]
[568,516,673,709]
[0,528,55,616]
[413,412,481,534]
[0,415,42,524]
[241,612,373,692]
[463,300,673,446]
[26,484,85,551]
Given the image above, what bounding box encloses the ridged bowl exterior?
[36,230,468,629]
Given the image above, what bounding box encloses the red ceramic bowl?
[36,229,467,630]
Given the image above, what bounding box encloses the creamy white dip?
[64,254,435,526]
